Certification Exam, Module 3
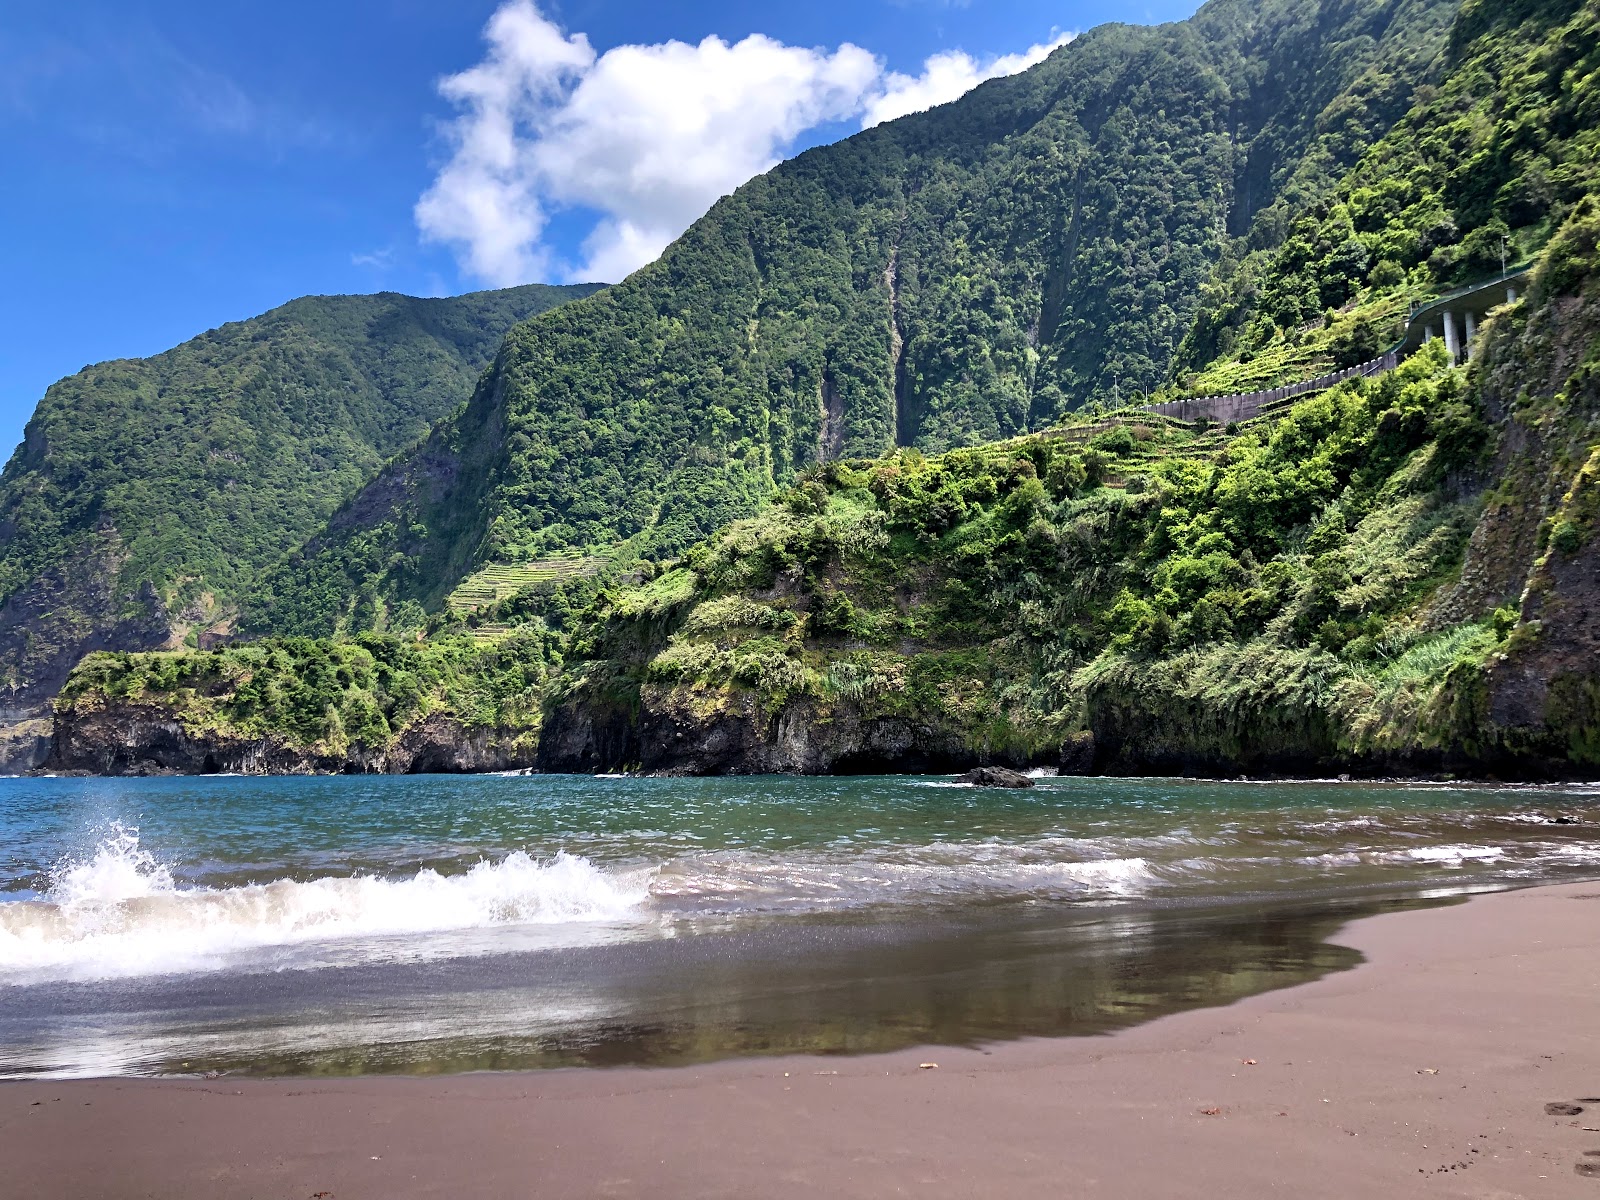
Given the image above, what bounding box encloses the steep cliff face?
[0,530,173,771]
[532,206,1600,782]
[0,716,52,775]
[1445,208,1600,767]
[537,685,1035,776]
[261,0,1458,634]
[0,283,600,759]
[1488,532,1600,762]
[50,701,536,776]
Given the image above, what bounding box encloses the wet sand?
[3,881,1598,1199]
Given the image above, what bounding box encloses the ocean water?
[1,772,1597,1078]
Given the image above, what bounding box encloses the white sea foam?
[0,825,650,983]
[1401,843,1505,864]
[1293,844,1509,870]
[650,843,1158,912]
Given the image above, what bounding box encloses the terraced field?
[447,555,604,614]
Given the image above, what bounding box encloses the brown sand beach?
[2,881,1597,1199]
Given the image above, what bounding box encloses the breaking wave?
[0,824,650,983]
[6,810,1600,985]
[650,841,1162,914]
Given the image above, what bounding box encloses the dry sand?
[3,881,1598,1199]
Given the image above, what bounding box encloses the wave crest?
[0,825,649,983]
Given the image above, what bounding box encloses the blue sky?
[0,0,1203,458]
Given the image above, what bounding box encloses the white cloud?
[414,0,595,285]
[861,32,1074,128]
[417,2,1071,286]
[532,31,879,281]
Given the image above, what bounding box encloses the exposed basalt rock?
[538,683,1048,776]
[1084,676,1348,778]
[536,698,641,775]
[388,713,535,774]
[48,700,535,776]
[956,766,1034,788]
[537,648,1589,782]
[0,529,172,723]
[1448,274,1600,773]
[0,715,53,774]
[1059,730,1096,775]
[1480,528,1600,769]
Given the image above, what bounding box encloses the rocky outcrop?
[0,529,173,763]
[48,700,536,776]
[389,713,536,774]
[1444,262,1600,773]
[956,766,1035,788]
[538,683,1054,776]
[0,714,52,774]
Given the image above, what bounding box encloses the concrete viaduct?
[1144,264,1532,427]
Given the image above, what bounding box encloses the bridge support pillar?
[1443,310,1460,363]
[1464,311,1477,358]
[1507,286,1518,305]
[1425,326,1434,344]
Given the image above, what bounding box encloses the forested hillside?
[0,282,599,732]
[531,0,1600,778]
[1175,0,1600,391]
[533,190,1600,778]
[35,0,1600,780]
[256,0,1459,635]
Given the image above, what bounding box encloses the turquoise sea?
[1,772,1597,1077]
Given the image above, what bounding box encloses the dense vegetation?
[257,0,1459,635]
[0,283,599,707]
[529,170,1600,776]
[542,343,1508,772]
[35,0,1600,777]
[59,630,559,762]
[68,347,1484,769]
[1174,0,1599,391]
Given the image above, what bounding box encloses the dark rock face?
[0,529,175,775]
[536,699,642,775]
[388,713,534,774]
[0,536,174,709]
[955,766,1035,788]
[48,701,535,776]
[1059,731,1096,775]
[1445,289,1600,777]
[538,684,1046,776]
[0,715,52,774]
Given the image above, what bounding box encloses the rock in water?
[956,766,1034,788]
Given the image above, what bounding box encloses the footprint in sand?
[1544,1099,1600,1178]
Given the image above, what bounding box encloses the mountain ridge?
[21,0,1600,779]
[253,0,1460,637]
[0,281,602,765]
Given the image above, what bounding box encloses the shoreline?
[3,882,1599,1197]
[18,765,1600,785]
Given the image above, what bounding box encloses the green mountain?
[1174,0,1599,391]
[535,189,1600,778]
[528,0,1600,778]
[0,283,600,725]
[36,0,1600,779]
[255,0,1460,636]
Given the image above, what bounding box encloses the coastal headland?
[4,881,1597,1198]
